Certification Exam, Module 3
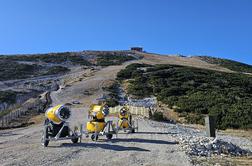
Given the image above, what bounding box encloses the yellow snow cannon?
[41,105,82,147]
[86,105,106,132]
[86,104,115,141]
[45,105,71,124]
[117,105,138,133]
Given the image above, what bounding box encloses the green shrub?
[105,98,119,107]
[0,90,19,104]
[185,113,205,125]
[103,82,120,107]
[0,60,41,80]
[150,112,167,121]
[0,60,71,80]
[117,63,152,80]
[151,112,164,121]
[97,53,136,66]
[198,56,252,73]
[0,53,92,66]
[118,63,252,129]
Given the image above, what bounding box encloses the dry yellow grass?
[220,129,252,141]
[137,52,234,73]
[28,114,45,125]
[157,102,186,123]
[192,155,252,166]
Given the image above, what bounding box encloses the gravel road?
[0,118,193,166]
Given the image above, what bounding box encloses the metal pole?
[205,115,216,137]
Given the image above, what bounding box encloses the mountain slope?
[117,63,252,129]
[196,56,252,74]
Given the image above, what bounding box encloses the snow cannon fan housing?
[89,104,109,120]
[45,105,71,124]
[119,107,129,119]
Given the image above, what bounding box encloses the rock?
[147,119,252,157]
[180,136,252,157]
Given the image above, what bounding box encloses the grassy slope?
[0,60,70,81]
[96,53,137,66]
[0,52,92,65]
[117,63,252,129]
[197,56,252,73]
[0,51,137,81]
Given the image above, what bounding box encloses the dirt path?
[0,61,193,166]
[0,118,193,166]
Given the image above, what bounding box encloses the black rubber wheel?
[71,137,79,143]
[91,134,98,141]
[106,134,113,140]
[41,126,49,147]
[129,115,132,126]
[131,128,135,133]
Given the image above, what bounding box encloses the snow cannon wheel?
[71,137,79,143]
[131,128,135,133]
[106,134,113,140]
[41,126,49,147]
[91,134,99,141]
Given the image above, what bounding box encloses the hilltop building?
[130,47,143,52]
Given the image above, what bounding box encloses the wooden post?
[205,115,216,137]
[6,115,8,126]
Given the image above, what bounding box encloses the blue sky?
[0,0,252,64]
